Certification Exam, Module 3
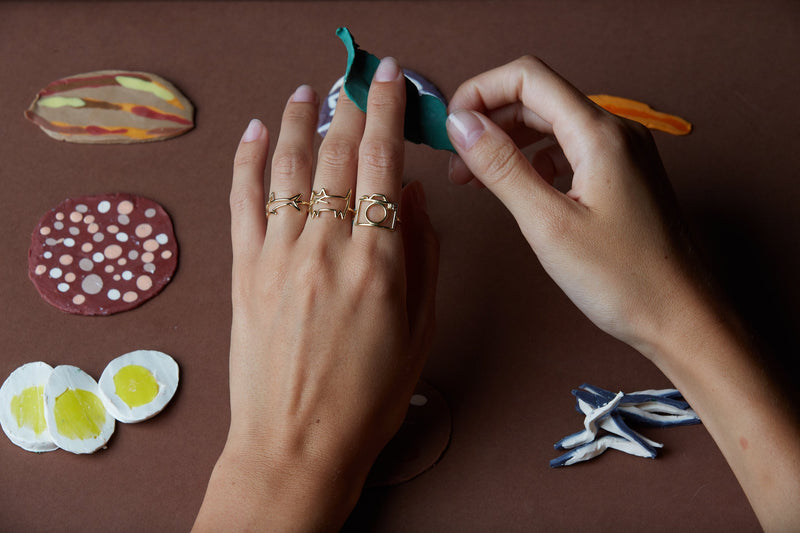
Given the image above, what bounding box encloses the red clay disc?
[28,193,178,315]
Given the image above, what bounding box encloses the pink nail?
[446,111,485,150]
[241,118,263,143]
[374,57,401,82]
[291,84,317,104]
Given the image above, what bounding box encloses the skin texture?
[194,55,799,531]
[445,56,800,532]
[193,58,439,532]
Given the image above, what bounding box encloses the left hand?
[194,57,439,531]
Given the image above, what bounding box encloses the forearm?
[645,284,800,532]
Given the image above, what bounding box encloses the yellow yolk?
[11,386,47,435]
[113,365,159,408]
[54,389,106,440]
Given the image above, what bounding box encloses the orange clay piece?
[588,94,692,136]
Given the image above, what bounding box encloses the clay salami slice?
[29,194,178,315]
[25,70,194,144]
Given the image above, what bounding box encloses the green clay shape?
[336,27,455,152]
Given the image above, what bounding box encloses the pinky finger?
[230,119,270,266]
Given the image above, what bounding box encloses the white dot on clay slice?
[97,201,111,213]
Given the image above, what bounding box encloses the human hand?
[193,57,438,532]
[445,56,700,357]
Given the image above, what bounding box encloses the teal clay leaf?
[336,27,455,152]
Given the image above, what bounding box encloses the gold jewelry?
[355,194,399,230]
[266,192,308,216]
[309,188,354,219]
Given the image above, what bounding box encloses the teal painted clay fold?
[336,27,454,152]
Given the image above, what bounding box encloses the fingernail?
[374,57,401,82]
[291,84,317,104]
[447,111,485,150]
[241,118,263,143]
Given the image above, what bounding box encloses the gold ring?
[355,194,399,230]
[266,192,309,217]
[309,188,355,220]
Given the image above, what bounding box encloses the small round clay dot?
[79,258,94,271]
[49,268,62,279]
[69,227,80,236]
[55,212,65,221]
[104,265,114,273]
[97,201,110,213]
[122,271,133,281]
[84,215,95,224]
[137,275,153,291]
[87,223,99,234]
[145,208,156,218]
[81,242,93,253]
[65,273,76,282]
[107,289,121,301]
[39,226,51,236]
[410,394,428,407]
[107,225,119,234]
[59,255,73,265]
[69,211,82,223]
[143,239,159,252]
[45,238,57,246]
[104,244,123,259]
[161,250,173,260]
[81,274,103,295]
[76,204,88,213]
[113,274,121,281]
[57,283,69,293]
[73,294,86,305]
[123,291,138,303]
[135,224,153,238]
[141,252,155,263]
[118,214,130,225]
[117,200,134,215]
[63,238,75,247]
[155,233,169,245]
[93,233,104,242]
[43,251,53,259]
[144,263,156,274]
[34,265,46,275]
[117,258,127,266]
[92,252,104,263]
[128,250,139,260]
[53,221,64,230]
[116,232,129,243]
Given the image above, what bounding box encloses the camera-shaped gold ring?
[355,194,399,231]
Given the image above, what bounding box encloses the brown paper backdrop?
[1,2,798,531]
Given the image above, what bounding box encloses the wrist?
[194,436,366,532]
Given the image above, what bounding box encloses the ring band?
[355,194,399,230]
[266,192,308,217]
[309,188,354,220]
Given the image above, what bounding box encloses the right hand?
[445,56,703,357]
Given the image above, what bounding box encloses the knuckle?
[368,89,403,112]
[479,140,526,188]
[232,152,262,171]
[229,186,258,215]
[318,137,359,170]
[359,138,403,175]
[272,147,312,180]
[283,104,316,124]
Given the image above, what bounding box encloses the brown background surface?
[1,1,798,531]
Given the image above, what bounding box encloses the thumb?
[446,110,562,225]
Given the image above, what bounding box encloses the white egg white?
[98,350,179,423]
[0,362,58,452]
[44,365,115,454]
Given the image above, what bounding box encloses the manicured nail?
[374,57,401,82]
[241,118,263,143]
[447,111,485,150]
[291,84,317,104]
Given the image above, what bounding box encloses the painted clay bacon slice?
[25,70,194,143]
[29,193,178,315]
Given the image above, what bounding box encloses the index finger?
[448,56,601,165]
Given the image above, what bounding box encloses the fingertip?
[446,110,486,151]
[241,118,266,143]
[290,84,318,104]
